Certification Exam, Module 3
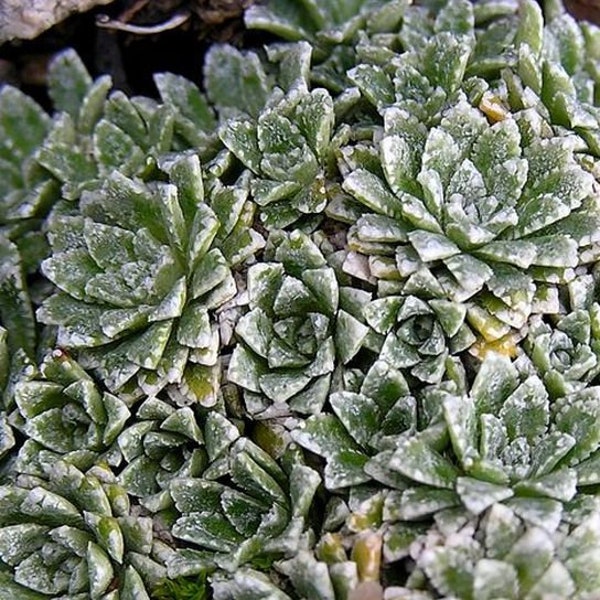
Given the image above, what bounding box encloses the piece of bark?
[0,0,116,43]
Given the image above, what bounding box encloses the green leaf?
[500,376,548,443]
[443,393,477,466]
[47,49,93,121]
[456,477,513,515]
[525,561,576,599]
[302,268,338,315]
[473,559,518,600]
[0,237,36,356]
[231,451,286,506]
[154,73,215,144]
[0,523,47,566]
[390,438,458,489]
[21,487,83,528]
[292,414,361,458]
[289,465,320,519]
[84,512,124,564]
[554,388,600,466]
[364,297,403,335]
[505,497,563,532]
[329,392,379,448]
[484,503,523,559]
[334,310,368,363]
[385,486,460,521]
[515,0,544,56]
[124,321,172,370]
[422,33,471,93]
[342,170,403,217]
[104,91,147,146]
[13,552,70,596]
[514,469,577,502]
[471,354,519,415]
[0,86,50,159]
[205,45,270,118]
[324,450,370,489]
[420,544,477,598]
[219,119,261,173]
[434,0,474,36]
[347,64,394,109]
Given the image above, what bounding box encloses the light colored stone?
[0,0,115,42]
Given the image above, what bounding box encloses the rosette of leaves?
[208,467,405,599]
[0,81,59,356]
[347,0,476,121]
[115,395,215,503]
[0,457,165,598]
[38,153,263,402]
[364,293,476,383]
[523,307,600,399]
[210,539,375,600]
[219,70,337,229]
[502,0,600,157]
[244,0,409,95]
[36,49,179,201]
[155,43,281,156]
[290,356,461,570]
[291,356,436,491]
[290,354,600,595]
[339,96,599,342]
[244,0,404,45]
[228,229,369,417]
[168,432,321,579]
[384,353,600,531]
[10,349,129,464]
[401,503,600,599]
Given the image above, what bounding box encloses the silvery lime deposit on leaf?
[3,0,600,598]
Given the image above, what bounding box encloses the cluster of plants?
[3,0,600,597]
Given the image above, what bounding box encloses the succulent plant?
[244,0,410,96]
[499,0,600,157]
[347,12,475,120]
[210,549,366,600]
[4,0,600,598]
[34,50,115,201]
[0,457,164,599]
[10,349,129,464]
[524,309,600,397]
[0,82,59,356]
[0,83,55,230]
[228,229,369,417]
[115,395,211,502]
[0,236,37,359]
[339,94,600,342]
[398,502,600,599]
[168,429,321,574]
[38,153,263,402]
[364,293,476,383]
[292,357,423,491]
[219,55,338,229]
[244,0,403,45]
[155,42,282,157]
[382,353,600,530]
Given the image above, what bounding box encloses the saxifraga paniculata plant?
[38,153,264,403]
[5,0,600,599]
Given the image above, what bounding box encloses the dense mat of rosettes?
[4,0,600,597]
